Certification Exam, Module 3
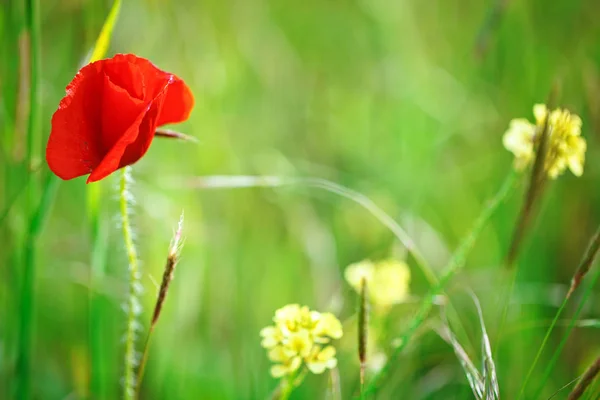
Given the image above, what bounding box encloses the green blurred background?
[2,0,600,398]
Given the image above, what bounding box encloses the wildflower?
[260,304,343,378]
[502,104,586,178]
[305,346,338,374]
[344,259,410,307]
[46,54,194,183]
[313,313,343,341]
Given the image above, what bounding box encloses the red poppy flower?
[46,53,194,183]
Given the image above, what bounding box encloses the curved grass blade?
[186,175,436,284]
[185,172,517,395]
[468,291,499,399]
[363,170,517,396]
[436,324,485,399]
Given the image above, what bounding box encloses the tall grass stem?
[532,265,600,398]
[16,0,41,397]
[86,1,122,395]
[120,167,141,400]
[518,224,600,399]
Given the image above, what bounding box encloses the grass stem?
[15,0,41,397]
[120,167,141,400]
[363,170,518,396]
[533,265,600,398]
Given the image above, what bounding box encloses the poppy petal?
[102,54,146,100]
[87,109,147,183]
[119,89,168,168]
[101,72,145,152]
[46,62,105,180]
[118,54,194,123]
[156,77,195,126]
[47,53,194,183]
[87,81,171,183]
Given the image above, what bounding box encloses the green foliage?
[1,0,600,399]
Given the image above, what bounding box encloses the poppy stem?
[119,167,141,400]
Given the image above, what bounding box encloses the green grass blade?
[15,173,59,398]
[436,324,485,399]
[532,266,600,398]
[518,224,600,399]
[89,0,122,63]
[15,0,41,396]
[85,1,122,397]
[363,169,518,396]
[187,175,437,284]
[469,292,499,399]
[185,171,516,395]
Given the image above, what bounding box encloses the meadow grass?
[2,1,600,399]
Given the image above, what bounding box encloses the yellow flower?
[274,304,320,333]
[502,118,536,170]
[260,304,343,378]
[268,346,302,378]
[305,346,338,374]
[283,329,313,358]
[313,313,343,341]
[260,326,283,348]
[502,104,586,178]
[344,259,411,307]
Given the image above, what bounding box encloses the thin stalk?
[120,167,141,400]
[517,294,569,399]
[567,227,600,298]
[518,224,600,399]
[15,174,59,398]
[15,0,41,397]
[327,368,342,400]
[135,327,154,394]
[358,277,368,396]
[568,355,600,400]
[493,266,517,357]
[532,265,600,398]
[86,1,122,397]
[495,92,555,358]
[363,170,518,396]
[89,190,108,399]
[136,212,183,394]
[25,0,41,168]
[584,374,600,400]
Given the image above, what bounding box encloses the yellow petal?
[307,361,328,374]
[370,259,411,307]
[268,346,290,363]
[261,337,279,348]
[533,104,548,125]
[344,260,375,292]
[314,313,343,339]
[502,119,535,158]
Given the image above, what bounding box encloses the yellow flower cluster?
[260,304,343,378]
[502,104,586,178]
[344,259,410,307]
